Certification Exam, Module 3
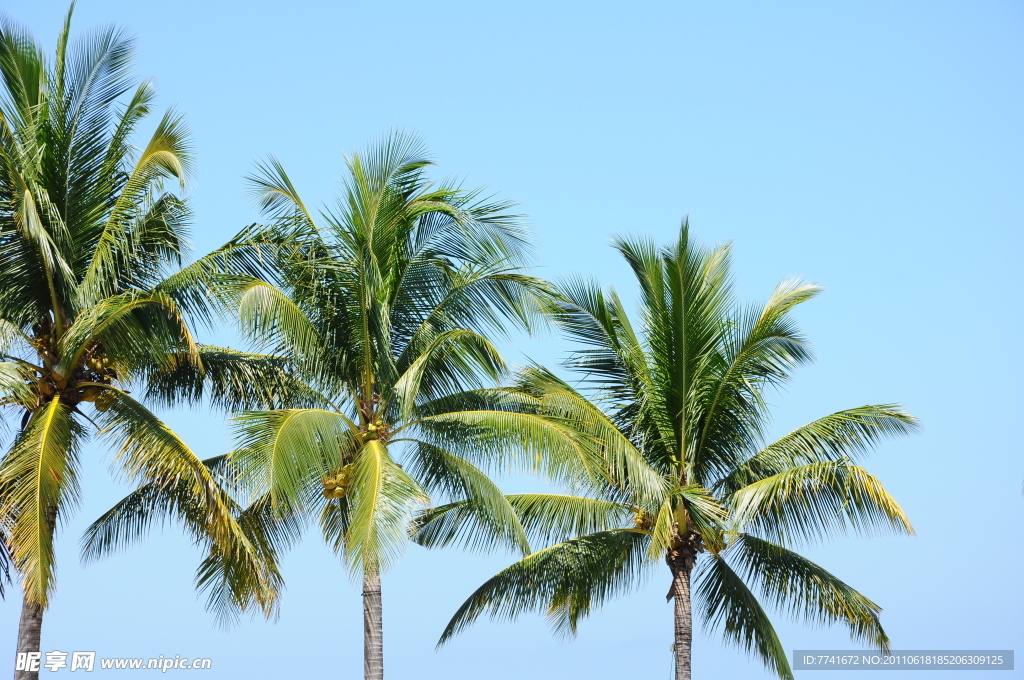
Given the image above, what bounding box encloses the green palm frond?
[412,492,634,558]
[230,408,359,506]
[720,406,919,494]
[729,461,914,544]
[91,395,287,622]
[0,361,35,410]
[195,492,297,626]
[510,366,668,505]
[80,455,230,562]
[230,278,333,379]
[0,398,84,604]
[730,534,890,651]
[143,346,325,412]
[79,107,194,305]
[505,494,635,547]
[155,224,285,325]
[391,329,504,422]
[246,156,318,225]
[57,289,199,376]
[343,440,427,575]
[440,529,651,643]
[412,406,611,493]
[692,278,821,482]
[695,552,793,680]
[406,441,529,555]
[94,389,216,496]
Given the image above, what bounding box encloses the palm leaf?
[440,529,651,643]
[0,398,83,604]
[729,461,914,544]
[695,551,792,679]
[730,534,890,651]
[343,440,427,575]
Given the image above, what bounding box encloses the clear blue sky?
[7,1,1024,678]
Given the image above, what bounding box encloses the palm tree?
[0,9,286,676]
[170,133,554,680]
[414,224,918,680]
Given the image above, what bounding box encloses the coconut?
[94,391,115,412]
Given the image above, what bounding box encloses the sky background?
[5,1,1024,678]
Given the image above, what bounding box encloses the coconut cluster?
[633,510,655,531]
[322,464,356,499]
[76,348,118,410]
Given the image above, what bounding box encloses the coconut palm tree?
[144,133,554,680]
[0,9,287,677]
[414,224,918,680]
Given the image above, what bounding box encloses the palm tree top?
[0,7,282,621]
[413,223,918,680]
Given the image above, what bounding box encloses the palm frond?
[143,346,326,411]
[80,454,230,562]
[0,398,84,605]
[720,405,919,494]
[195,492,299,627]
[440,529,651,644]
[343,440,427,575]
[695,552,793,680]
[230,408,359,506]
[730,461,914,544]
[730,534,890,651]
[406,441,529,555]
[391,329,503,422]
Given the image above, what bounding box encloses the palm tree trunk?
[14,593,43,680]
[362,570,383,680]
[670,562,693,680]
[668,529,702,680]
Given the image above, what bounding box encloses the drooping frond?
[503,494,635,548]
[155,224,285,326]
[56,290,199,377]
[729,461,914,545]
[81,455,231,562]
[730,534,890,651]
[695,552,793,680]
[0,398,84,604]
[509,366,667,506]
[143,346,325,412]
[439,529,651,644]
[230,408,359,506]
[406,441,529,555]
[194,492,299,626]
[92,394,285,622]
[343,440,427,575]
[246,156,317,225]
[390,329,504,422]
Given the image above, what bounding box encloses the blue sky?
[6,1,1024,678]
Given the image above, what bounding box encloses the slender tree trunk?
[670,562,693,680]
[14,593,43,680]
[362,570,383,680]
[667,529,701,680]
